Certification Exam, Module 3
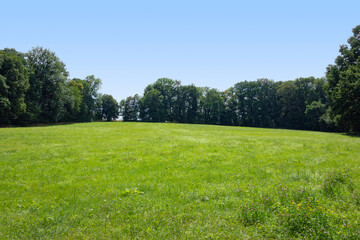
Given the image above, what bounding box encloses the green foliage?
[0,46,104,125]
[326,25,360,133]
[277,77,327,130]
[143,78,181,122]
[233,79,279,127]
[25,47,69,123]
[129,77,333,131]
[176,84,200,123]
[221,87,238,126]
[96,94,119,121]
[62,80,84,122]
[0,50,29,124]
[0,44,350,131]
[140,89,164,122]
[3,30,360,132]
[199,88,224,125]
[74,75,102,122]
[121,94,140,121]
[305,100,327,130]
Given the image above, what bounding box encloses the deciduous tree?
[121,94,141,121]
[25,47,68,122]
[326,25,360,132]
[0,49,29,124]
[140,89,164,122]
[97,94,119,121]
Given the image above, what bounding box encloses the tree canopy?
[0,47,118,125]
[120,77,334,132]
[0,49,29,124]
[97,94,119,121]
[326,25,360,133]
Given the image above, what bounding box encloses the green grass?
[1,122,360,239]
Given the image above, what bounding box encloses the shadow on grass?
[343,132,360,138]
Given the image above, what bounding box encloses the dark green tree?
[0,50,29,124]
[277,80,304,129]
[232,80,279,127]
[255,79,280,127]
[305,100,327,131]
[96,94,119,121]
[220,87,238,126]
[302,78,331,131]
[233,79,279,127]
[326,25,360,133]
[144,78,180,122]
[73,75,102,122]
[276,77,327,130]
[233,81,254,126]
[121,94,141,121]
[140,89,164,122]
[199,88,224,125]
[25,47,69,122]
[175,84,200,123]
[62,80,84,122]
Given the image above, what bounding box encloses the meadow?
[0,122,359,239]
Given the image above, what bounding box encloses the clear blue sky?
[1,0,359,101]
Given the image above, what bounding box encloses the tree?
[233,81,255,126]
[121,94,141,121]
[221,87,238,126]
[276,80,305,129]
[326,25,360,133]
[73,75,102,122]
[276,77,327,130]
[302,78,331,131]
[96,94,119,121]
[0,49,29,124]
[62,80,84,122]
[233,79,279,127]
[305,101,327,131]
[25,47,69,123]
[175,84,200,123]
[199,88,224,125]
[144,78,180,122]
[140,89,164,122]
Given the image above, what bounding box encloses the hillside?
[1,123,359,239]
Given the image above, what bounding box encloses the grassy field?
[0,122,359,239]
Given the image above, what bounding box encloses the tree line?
[0,47,119,125]
[1,25,360,132]
[120,25,360,133]
[120,77,336,131]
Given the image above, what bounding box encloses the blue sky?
[1,0,359,101]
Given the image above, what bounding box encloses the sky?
[1,0,359,101]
